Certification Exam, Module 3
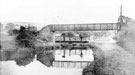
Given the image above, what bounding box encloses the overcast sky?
[0,0,135,27]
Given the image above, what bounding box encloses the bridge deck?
[48,23,120,31]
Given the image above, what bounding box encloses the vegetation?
[82,16,135,75]
[117,16,135,55]
[0,24,55,67]
[37,50,54,67]
[61,32,75,41]
[83,46,135,75]
[37,26,53,43]
[14,49,36,66]
[15,26,38,48]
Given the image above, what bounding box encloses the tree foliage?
[61,32,75,41]
[15,26,38,48]
[5,23,15,32]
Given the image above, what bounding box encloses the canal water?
[0,59,82,75]
[53,49,94,68]
[0,49,94,75]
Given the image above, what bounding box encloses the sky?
[0,0,135,27]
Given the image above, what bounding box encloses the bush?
[37,51,54,67]
[14,50,36,66]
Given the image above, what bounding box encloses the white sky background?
[0,0,135,28]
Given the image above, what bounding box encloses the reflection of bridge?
[53,61,91,68]
[54,48,93,68]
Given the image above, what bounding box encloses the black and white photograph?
[0,0,135,75]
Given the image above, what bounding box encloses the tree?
[67,32,75,41]
[28,25,37,32]
[16,26,37,48]
[61,32,75,41]
[5,23,15,31]
[37,26,53,43]
[5,23,15,35]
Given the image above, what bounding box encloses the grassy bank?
[82,16,135,75]
[83,46,135,75]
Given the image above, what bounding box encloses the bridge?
[39,6,124,68]
[48,23,121,32]
[47,6,123,32]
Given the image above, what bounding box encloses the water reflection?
[0,59,82,75]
